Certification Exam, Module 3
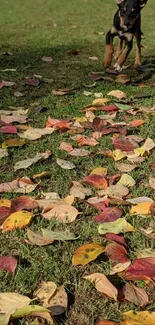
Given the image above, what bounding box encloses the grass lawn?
[0,0,155,324]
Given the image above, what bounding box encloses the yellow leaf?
[112,150,127,161]
[83,273,118,300]
[142,138,155,152]
[136,249,155,258]
[0,199,11,208]
[72,243,105,266]
[1,211,33,232]
[91,167,107,176]
[121,310,155,325]
[92,98,109,106]
[134,147,146,156]
[99,218,135,235]
[74,117,87,123]
[0,292,31,315]
[130,202,152,215]
[117,174,135,188]
[63,195,74,205]
[2,139,25,149]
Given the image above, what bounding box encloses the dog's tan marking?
[115,39,124,59]
[134,34,141,67]
[104,44,114,68]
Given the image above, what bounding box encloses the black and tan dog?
[104,0,148,72]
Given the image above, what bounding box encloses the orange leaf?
[83,174,108,190]
[130,202,152,215]
[72,243,105,266]
[121,310,155,325]
[129,119,145,127]
[1,211,33,232]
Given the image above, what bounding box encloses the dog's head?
[116,0,148,31]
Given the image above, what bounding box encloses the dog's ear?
[116,0,124,4]
[140,0,148,8]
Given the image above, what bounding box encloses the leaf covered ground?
[0,0,155,324]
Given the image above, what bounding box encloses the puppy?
[104,0,148,72]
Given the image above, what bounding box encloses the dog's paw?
[114,62,122,72]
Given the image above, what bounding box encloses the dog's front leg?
[114,33,133,71]
[134,31,142,68]
[104,27,118,68]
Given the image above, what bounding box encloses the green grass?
[0,0,155,324]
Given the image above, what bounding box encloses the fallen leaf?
[136,248,155,258]
[0,256,17,274]
[72,243,105,266]
[98,218,134,235]
[70,181,92,199]
[27,228,53,246]
[52,88,74,95]
[42,228,78,241]
[109,261,131,275]
[0,125,17,134]
[0,292,31,315]
[105,242,130,263]
[121,310,155,325]
[142,138,155,152]
[46,116,71,129]
[83,273,118,300]
[115,163,137,173]
[123,283,149,306]
[32,171,49,180]
[83,174,108,190]
[2,138,25,149]
[41,56,53,62]
[117,174,136,188]
[94,207,122,223]
[14,91,25,97]
[12,305,49,319]
[25,78,40,87]
[34,281,57,306]
[130,202,152,215]
[0,148,8,159]
[1,115,27,124]
[30,312,53,325]
[105,233,128,247]
[10,196,38,212]
[99,184,129,198]
[47,285,68,316]
[42,204,79,223]
[19,127,55,140]
[92,98,110,106]
[120,257,155,280]
[129,119,145,127]
[56,158,75,170]
[126,197,153,204]
[108,90,126,99]
[1,211,33,232]
[69,148,89,156]
[0,80,16,89]
[59,141,73,152]
[91,167,107,176]
[149,177,155,190]
[83,90,92,96]
[0,199,11,208]
[14,150,51,171]
[76,135,99,147]
[112,136,138,152]
[116,74,130,85]
[112,150,127,161]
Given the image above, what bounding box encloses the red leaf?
[0,256,17,275]
[10,196,38,213]
[95,207,122,223]
[0,206,11,225]
[83,174,108,190]
[120,257,155,280]
[105,234,128,248]
[112,136,139,152]
[92,117,106,132]
[105,242,130,263]
[25,78,40,87]
[97,104,118,112]
[0,125,17,134]
[108,174,121,185]
[150,163,155,171]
